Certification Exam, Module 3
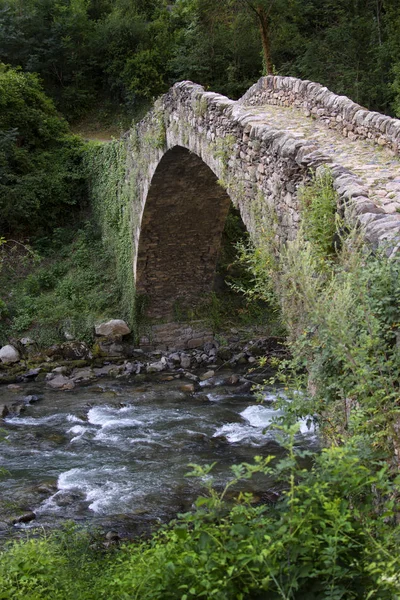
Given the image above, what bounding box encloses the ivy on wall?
[84,140,136,327]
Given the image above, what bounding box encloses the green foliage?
[0,0,174,120]
[101,436,400,600]
[0,0,400,120]
[0,524,106,599]
[0,432,399,599]
[268,230,400,458]
[0,222,121,346]
[0,63,86,236]
[299,168,340,260]
[84,139,135,327]
[238,171,400,462]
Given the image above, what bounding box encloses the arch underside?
[136,146,232,319]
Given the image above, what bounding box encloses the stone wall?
[240,76,400,153]
[139,321,214,352]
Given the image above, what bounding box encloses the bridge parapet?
[241,76,400,154]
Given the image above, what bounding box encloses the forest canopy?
[0,0,399,122]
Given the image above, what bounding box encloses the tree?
[0,64,86,236]
[229,0,303,75]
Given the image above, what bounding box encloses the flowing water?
[0,372,317,538]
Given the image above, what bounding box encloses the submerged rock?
[199,370,215,382]
[180,383,195,393]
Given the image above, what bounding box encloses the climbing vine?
[84,140,136,326]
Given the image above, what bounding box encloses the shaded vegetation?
[0,64,86,236]
[0,222,121,346]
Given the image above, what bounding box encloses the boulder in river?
[95,320,131,338]
[47,375,75,390]
[0,344,20,364]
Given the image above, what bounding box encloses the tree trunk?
[256,5,273,75]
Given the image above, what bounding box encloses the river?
[0,371,317,539]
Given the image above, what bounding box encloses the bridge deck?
[236,104,400,216]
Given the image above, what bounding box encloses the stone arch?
[122,76,400,324]
[135,146,232,319]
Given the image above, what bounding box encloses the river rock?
[93,364,117,377]
[23,395,41,403]
[105,530,120,542]
[180,383,195,393]
[54,491,84,506]
[183,371,199,382]
[71,367,95,383]
[124,361,135,374]
[10,402,26,416]
[45,344,63,359]
[169,352,181,365]
[180,353,191,369]
[12,511,36,525]
[0,403,9,418]
[146,360,165,373]
[0,344,20,364]
[7,384,22,391]
[61,341,92,360]
[200,370,215,381]
[22,368,41,380]
[95,320,131,338]
[47,375,75,390]
[53,366,69,374]
[226,374,240,385]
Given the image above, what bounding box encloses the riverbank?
[0,331,287,408]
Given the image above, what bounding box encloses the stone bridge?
[103,76,400,319]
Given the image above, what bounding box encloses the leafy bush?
[0,222,122,346]
[0,64,86,236]
[100,434,400,600]
[299,168,340,260]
